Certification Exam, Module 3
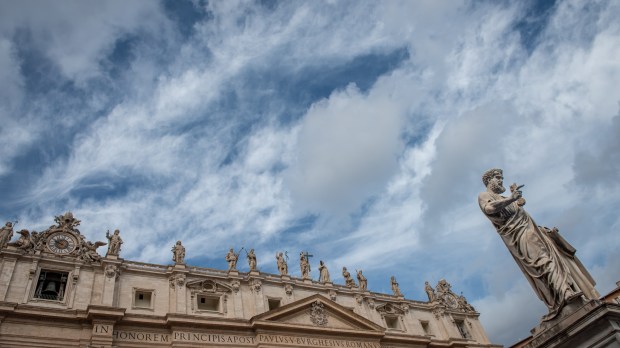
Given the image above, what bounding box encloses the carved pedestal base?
[280,275,291,281]
[522,299,620,348]
[227,269,239,277]
[249,270,260,276]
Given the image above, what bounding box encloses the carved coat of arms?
[309,301,328,326]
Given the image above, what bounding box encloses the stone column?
[87,305,125,348]
[0,252,19,301]
[101,257,121,306]
[169,264,188,314]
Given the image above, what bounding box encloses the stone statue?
[226,248,239,271]
[105,229,123,256]
[276,252,288,275]
[357,270,367,290]
[425,281,436,302]
[342,267,356,287]
[0,222,14,249]
[9,229,34,252]
[318,260,330,283]
[457,293,475,312]
[478,168,599,320]
[78,240,106,263]
[391,276,402,297]
[299,251,310,279]
[247,248,257,271]
[172,241,185,264]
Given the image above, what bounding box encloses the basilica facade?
[0,213,500,348]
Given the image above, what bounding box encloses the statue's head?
[482,168,505,193]
[5,222,11,227]
[114,229,120,235]
[343,266,347,271]
[176,240,182,245]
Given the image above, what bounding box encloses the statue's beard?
[489,181,505,194]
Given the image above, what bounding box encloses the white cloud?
[287,84,405,214]
[3,1,620,346]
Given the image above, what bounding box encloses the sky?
[1,0,619,345]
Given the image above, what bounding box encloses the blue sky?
[1,0,619,344]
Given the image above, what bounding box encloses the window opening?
[34,270,68,301]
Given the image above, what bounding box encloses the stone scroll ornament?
[478,168,600,321]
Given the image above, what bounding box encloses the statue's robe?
[478,191,599,320]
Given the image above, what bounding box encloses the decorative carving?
[400,303,410,313]
[390,276,402,297]
[54,212,81,232]
[276,252,288,276]
[309,301,328,326]
[9,229,35,253]
[342,267,356,288]
[366,298,375,309]
[169,274,186,288]
[186,279,232,293]
[249,278,262,293]
[355,294,363,305]
[226,248,239,271]
[284,284,293,296]
[432,279,476,313]
[105,229,123,257]
[435,279,458,309]
[247,249,257,272]
[318,260,330,283]
[230,280,240,293]
[77,240,107,263]
[105,264,120,279]
[0,222,14,249]
[171,241,185,264]
[328,290,337,301]
[376,303,405,315]
[479,168,599,321]
[357,270,367,290]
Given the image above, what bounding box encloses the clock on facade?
[47,233,77,254]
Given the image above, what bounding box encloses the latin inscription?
[93,324,112,335]
[111,330,380,347]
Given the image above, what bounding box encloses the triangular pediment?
[251,294,384,334]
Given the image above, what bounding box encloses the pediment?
[252,294,384,333]
[186,279,232,293]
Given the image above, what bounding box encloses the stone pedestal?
[521,300,620,348]
[249,270,260,276]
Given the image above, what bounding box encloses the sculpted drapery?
[478,169,599,320]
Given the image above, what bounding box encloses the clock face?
[443,293,459,309]
[47,233,77,254]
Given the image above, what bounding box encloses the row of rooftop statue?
[172,241,401,295]
[0,214,474,310]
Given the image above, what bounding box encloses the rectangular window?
[197,295,219,311]
[34,270,69,301]
[268,298,281,311]
[134,290,153,309]
[455,320,470,339]
[420,320,431,335]
[385,316,400,330]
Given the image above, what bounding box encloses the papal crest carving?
[310,300,328,326]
